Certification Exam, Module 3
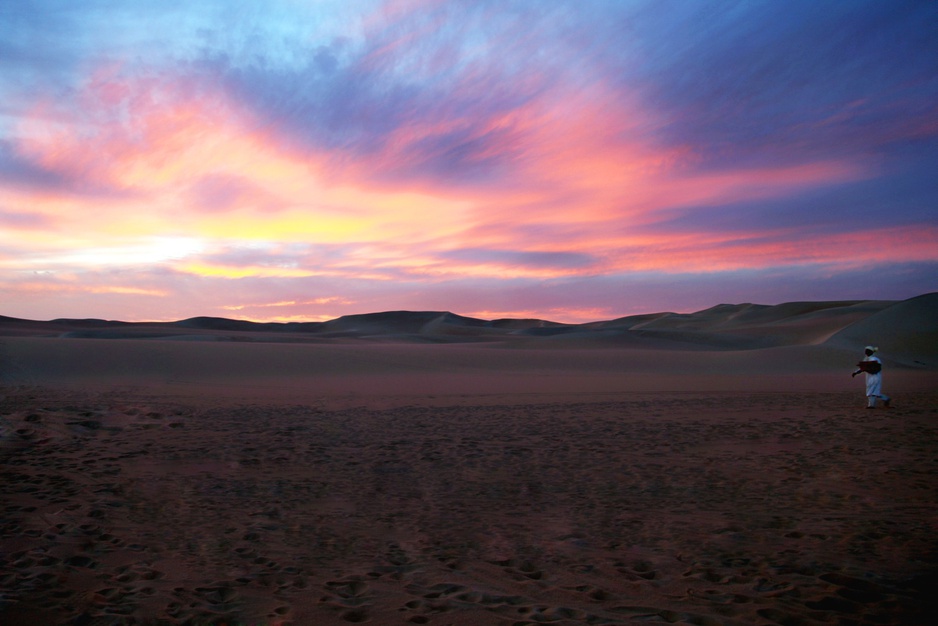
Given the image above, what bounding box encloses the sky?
[1,0,936,323]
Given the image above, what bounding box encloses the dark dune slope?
[1,294,935,356]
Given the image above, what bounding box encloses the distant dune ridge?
[2,292,936,358]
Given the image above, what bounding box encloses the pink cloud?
[2,40,934,325]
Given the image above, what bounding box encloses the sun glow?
[178,262,322,279]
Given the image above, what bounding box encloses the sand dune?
[825,292,938,361]
[1,295,936,624]
[3,294,934,353]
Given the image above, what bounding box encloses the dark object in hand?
[856,360,881,374]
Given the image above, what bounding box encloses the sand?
[2,296,937,624]
[3,385,936,626]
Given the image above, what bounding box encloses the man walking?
[852,346,891,409]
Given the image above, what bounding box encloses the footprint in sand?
[569,584,615,602]
[320,577,374,622]
[493,558,547,581]
[615,558,659,581]
[170,582,245,617]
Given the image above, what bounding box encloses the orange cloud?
[7,69,475,266]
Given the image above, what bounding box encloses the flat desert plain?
[1,295,937,625]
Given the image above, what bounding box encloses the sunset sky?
[2,0,936,323]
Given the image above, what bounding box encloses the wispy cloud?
[1,0,936,322]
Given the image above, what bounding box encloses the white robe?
[863,355,883,397]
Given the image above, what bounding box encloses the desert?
[2,294,937,625]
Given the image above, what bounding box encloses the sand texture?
[2,389,937,625]
[2,295,937,624]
